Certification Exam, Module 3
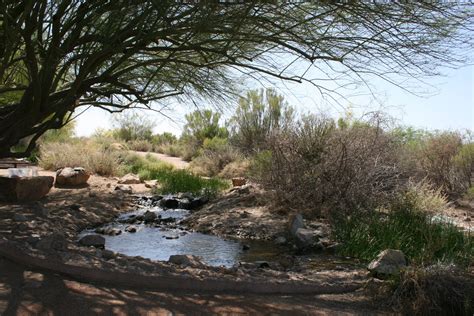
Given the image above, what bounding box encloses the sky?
[74,63,474,137]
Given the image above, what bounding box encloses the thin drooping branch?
[0,1,472,157]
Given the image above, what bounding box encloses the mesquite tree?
[0,1,472,157]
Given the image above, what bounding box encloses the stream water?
[80,206,285,267]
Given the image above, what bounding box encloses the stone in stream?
[125,225,137,233]
[242,244,250,251]
[368,249,406,278]
[143,211,157,223]
[294,228,323,250]
[189,196,209,210]
[95,227,122,236]
[168,255,206,268]
[160,197,180,209]
[79,234,105,248]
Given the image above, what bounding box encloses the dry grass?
[38,141,121,176]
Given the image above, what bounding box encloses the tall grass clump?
[152,169,229,197]
[333,194,473,266]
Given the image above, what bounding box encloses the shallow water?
[81,207,285,267]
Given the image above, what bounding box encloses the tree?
[0,1,472,157]
[182,110,227,145]
[230,88,294,152]
[111,112,154,142]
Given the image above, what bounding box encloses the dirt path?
[132,151,190,169]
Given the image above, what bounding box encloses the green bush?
[119,153,174,180]
[333,196,473,266]
[190,137,241,177]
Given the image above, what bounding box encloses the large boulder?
[0,176,54,202]
[55,167,90,187]
[118,173,142,184]
[79,234,105,248]
[168,254,206,268]
[160,196,180,209]
[368,249,407,278]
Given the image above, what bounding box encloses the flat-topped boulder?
[55,167,90,187]
[0,176,54,202]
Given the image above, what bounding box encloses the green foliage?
[182,110,228,145]
[333,195,473,266]
[230,88,294,153]
[39,121,76,143]
[111,112,154,142]
[454,142,474,187]
[190,137,241,177]
[152,169,229,197]
[119,153,174,180]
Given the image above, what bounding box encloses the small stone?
[100,249,115,260]
[274,236,287,245]
[289,213,304,236]
[13,214,27,222]
[160,197,180,209]
[79,234,105,248]
[368,249,406,278]
[125,225,137,233]
[168,254,205,268]
[118,173,142,184]
[143,211,157,223]
[114,184,133,194]
[242,244,250,251]
[464,217,471,222]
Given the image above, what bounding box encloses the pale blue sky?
[75,64,473,137]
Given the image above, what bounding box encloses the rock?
[178,199,192,210]
[232,177,246,187]
[143,211,157,223]
[294,228,322,250]
[13,214,27,222]
[55,167,90,187]
[168,255,205,268]
[0,176,54,202]
[95,227,121,236]
[125,225,137,233]
[289,213,304,236]
[189,196,209,209]
[32,202,49,217]
[114,184,133,194]
[160,197,180,209]
[464,217,471,222]
[368,249,407,278]
[36,233,68,252]
[118,173,142,184]
[164,234,179,240]
[242,244,250,251]
[79,234,105,248]
[100,249,116,260]
[274,236,287,245]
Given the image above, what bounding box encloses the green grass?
[333,206,473,266]
[152,169,229,197]
[120,153,229,196]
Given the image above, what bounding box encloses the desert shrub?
[413,132,465,197]
[127,139,153,152]
[159,143,184,157]
[391,265,474,315]
[151,132,178,152]
[332,195,473,266]
[454,142,474,188]
[39,141,120,176]
[152,169,229,197]
[229,88,294,153]
[256,114,403,215]
[464,187,474,201]
[182,110,228,145]
[218,159,251,179]
[190,137,241,177]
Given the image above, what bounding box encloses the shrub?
[39,141,120,176]
[405,180,449,214]
[256,114,403,216]
[111,112,154,142]
[127,139,153,152]
[189,137,241,177]
[454,142,474,188]
[218,159,251,179]
[182,110,228,146]
[391,265,474,315]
